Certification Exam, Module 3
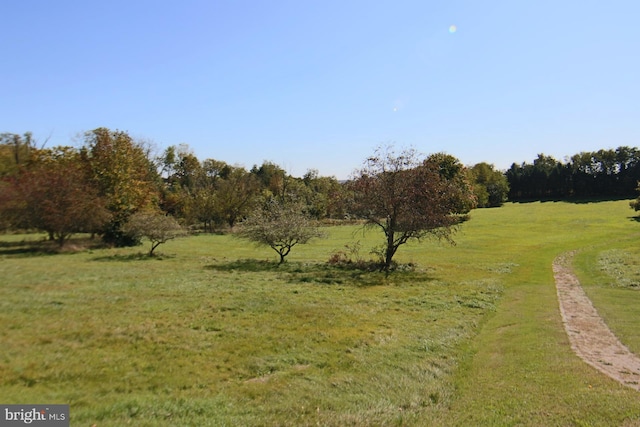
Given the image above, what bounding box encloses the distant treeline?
[0,129,510,247]
[1,128,638,249]
[506,147,640,200]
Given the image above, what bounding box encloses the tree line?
[1,128,514,270]
[4,127,639,270]
[506,147,640,200]
[0,128,509,237]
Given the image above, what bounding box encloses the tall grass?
[1,200,640,425]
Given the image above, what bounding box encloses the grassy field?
[1,200,640,426]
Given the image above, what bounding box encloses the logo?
[1,405,69,426]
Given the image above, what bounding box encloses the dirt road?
[553,251,640,390]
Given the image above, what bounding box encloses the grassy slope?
[443,201,640,426]
[1,200,640,425]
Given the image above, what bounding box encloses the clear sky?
[2,0,639,179]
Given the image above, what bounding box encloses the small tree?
[236,199,325,264]
[124,211,186,256]
[348,145,475,273]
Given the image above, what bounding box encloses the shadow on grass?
[206,259,434,287]
[511,195,632,204]
[206,259,282,272]
[92,252,176,262]
[0,241,54,257]
[0,238,105,258]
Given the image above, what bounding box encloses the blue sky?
[2,1,639,179]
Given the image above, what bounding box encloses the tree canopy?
[506,147,640,200]
[83,128,160,245]
[469,162,510,207]
[236,198,325,264]
[1,146,110,246]
[4,126,640,265]
[348,146,475,272]
[123,210,186,256]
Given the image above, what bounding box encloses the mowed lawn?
[1,200,640,426]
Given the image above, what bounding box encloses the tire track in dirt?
[553,251,640,390]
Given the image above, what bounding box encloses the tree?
[469,162,510,207]
[507,148,640,201]
[123,211,186,256]
[426,153,477,215]
[173,152,204,191]
[0,132,37,178]
[302,169,345,219]
[184,188,217,232]
[213,167,260,227]
[236,199,325,264]
[83,128,160,246]
[0,179,15,231]
[348,145,474,273]
[250,161,288,201]
[6,147,110,246]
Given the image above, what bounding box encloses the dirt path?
[553,251,640,390]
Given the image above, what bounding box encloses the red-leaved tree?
[348,145,475,272]
[10,147,110,246]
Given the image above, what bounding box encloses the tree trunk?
[150,241,161,256]
[384,229,396,273]
[277,246,291,264]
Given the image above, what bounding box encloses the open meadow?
[2,200,640,426]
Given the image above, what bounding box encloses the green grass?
[2,200,640,425]
[574,236,640,360]
[0,230,500,426]
[444,201,640,426]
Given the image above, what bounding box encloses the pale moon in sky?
[449,25,457,33]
